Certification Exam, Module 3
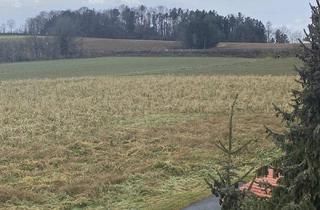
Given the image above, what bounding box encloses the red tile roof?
[240,168,280,198]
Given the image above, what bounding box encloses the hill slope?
[81,37,182,53]
[0,57,299,80]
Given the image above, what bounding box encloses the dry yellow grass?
[216,42,302,50]
[81,38,181,54]
[0,75,296,209]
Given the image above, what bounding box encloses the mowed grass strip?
[0,35,29,40]
[0,75,295,209]
[216,42,301,49]
[0,57,298,80]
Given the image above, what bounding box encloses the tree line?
[25,6,268,49]
[0,5,302,63]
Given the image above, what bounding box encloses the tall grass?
[0,75,296,209]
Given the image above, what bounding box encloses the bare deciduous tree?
[48,16,82,57]
[289,30,304,43]
[275,26,290,43]
[6,19,15,34]
[0,23,6,34]
[266,21,273,43]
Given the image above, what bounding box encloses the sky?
[0,0,311,32]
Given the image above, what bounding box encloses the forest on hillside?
[25,6,267,48]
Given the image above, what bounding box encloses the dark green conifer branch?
[206,94,256,210]
[266,1,320,209]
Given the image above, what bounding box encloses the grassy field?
[0,35,181,51]
[0,57,300,209]
[81,38,181,53]
[0,35,300,57]
[0,57,299,80]
[0,35,300,50]
[0,75,296,209]
[0,35,29,40]
[216,42,302,49]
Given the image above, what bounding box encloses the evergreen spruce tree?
[206,95,256,210]
[266,1,320,209]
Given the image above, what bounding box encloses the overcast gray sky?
[0,0,311,32]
